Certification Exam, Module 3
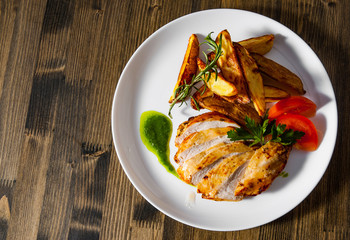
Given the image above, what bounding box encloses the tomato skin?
[268,96,317,119]
[275,113,318,151]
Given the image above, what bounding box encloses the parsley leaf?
[227,114,305,146]
[227,127,254,142]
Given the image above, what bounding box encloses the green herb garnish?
[168,32,223,118]
[279,171,289,178]
[227,114,305,147]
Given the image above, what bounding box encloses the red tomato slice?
[268,96,317,119]
[275,113,318,151]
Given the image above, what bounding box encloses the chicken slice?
[197,150,255,201]
[214,161,249,201]
[174,127,234,165]
[177,141,252,185]
[175,112,239,147]
[234,141,292,197]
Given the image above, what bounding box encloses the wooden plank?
[79,0,147,147]
[21,0,80,238]
[0,0,18,95]
[68,145,112,240]
[162,216,195,240]
[35,84,86,239]
[6,133,53,240]
[0,1,48,239]
[0,0,47,181]
[30,0,117,239]
[0,196,10,240]
[127,195,165,240]
[99,152,134,240]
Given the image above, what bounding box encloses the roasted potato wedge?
[264,85,290,102]
[197,58,237,97]
[238,34,274,55]
[191,86,261,126]
[251,53,305,95]
[190,84,214,111]
[169,34,199,103]
[261,72,301,96]
[235,43,265,116]
[216,30,250,104]
[208,34,274,60]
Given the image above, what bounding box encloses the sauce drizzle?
[140,111,178,178]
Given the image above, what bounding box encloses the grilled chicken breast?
[175,112,292,201]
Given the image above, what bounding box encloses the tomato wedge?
[268,96,317,119]
[275,113,318,151]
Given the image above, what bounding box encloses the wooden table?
[0,0,349,239]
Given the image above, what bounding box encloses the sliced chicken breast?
[174,112,292,202]
[212,161,249,201]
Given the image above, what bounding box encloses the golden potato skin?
[264,85,290,102]
[191,86,261,126]
[238,34,275,55]
[235,42,266,116]
[169,34,199,103]
[251,53,306,95]
[197,58,237,97]
[216,30,250,104]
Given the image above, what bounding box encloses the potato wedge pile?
[170,30,305,122]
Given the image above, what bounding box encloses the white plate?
[111,9,337,231]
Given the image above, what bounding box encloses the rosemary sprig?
[168,32,223,118]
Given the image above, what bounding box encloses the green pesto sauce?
[140,111,179,178]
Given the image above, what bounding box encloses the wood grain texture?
[0,0,349,239]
